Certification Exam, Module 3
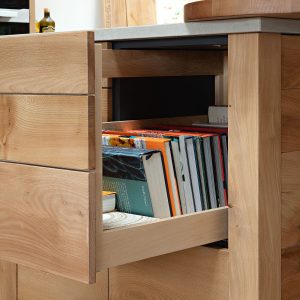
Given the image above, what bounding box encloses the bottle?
[35,20,40,33]
[39,8,55,33]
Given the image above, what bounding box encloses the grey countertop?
[94,17,300,42]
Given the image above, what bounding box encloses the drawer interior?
[96,44,229,271]
[97,114,228,270]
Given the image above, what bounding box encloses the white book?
[103,212,158,231]
[203,138,218,208]
[186,137,204,211]
[102,191,116,213]
[179,136,195,213]
[208,106,228,124]
[171,140,187,214]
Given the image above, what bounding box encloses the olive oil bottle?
[39,8,55,33]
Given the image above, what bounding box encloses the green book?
[103,146,171,218]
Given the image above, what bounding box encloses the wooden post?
[0,261,17,300]
[29,0,35,33]
[228,33,281,300]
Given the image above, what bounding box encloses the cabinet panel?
[109,247,228,300]
[0,32,94,94]
[282,36,300,89]
[282,89,300,153]
[0,94,95,170]
[18,266,108,300]
[0,162,96,283]
[282,151,300,249]
[0,260,16,300]
[282,246,300,300]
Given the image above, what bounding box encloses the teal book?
[103,146,171,218]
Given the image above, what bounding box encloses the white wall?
[35,0,102,32]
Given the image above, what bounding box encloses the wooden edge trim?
[103,115,209,131]
[88,31,96,95]
[101,49,224,78]
[97,207,228,270]
[95,44,103,271]
[29,0,35,33]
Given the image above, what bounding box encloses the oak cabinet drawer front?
[97,207,228,270]
[0,32,94,94]
[0,162,96,283]
[0,95,95,170]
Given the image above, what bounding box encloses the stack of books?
[102,110,228,219]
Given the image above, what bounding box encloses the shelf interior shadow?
[113,76,215,121]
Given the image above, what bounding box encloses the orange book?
[102,134,182,216]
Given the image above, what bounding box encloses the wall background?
[35,0,190,32]
[35,0,102,32]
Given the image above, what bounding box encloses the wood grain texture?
[110,246,228,300]
[282,245,300,300]
[29,0,35,33]
[18,266,108,300]
[228,33,281,300]
[126,0,156,26]
[282,89,300,153]
[282,151,300,249]
[101,89,112,122]
[102,50,223,78]
[0,32,94,94]
[100,43,113,88]
[215,52,228,105]
[0,95,95,170]
[103,0,127,28]
[103,115,208,131]
[0,261,17,300]
[103,0,156,28]
[184,0,300,21]
[282,36,300,89]
[0,162,96,283]
[97,207,228,270]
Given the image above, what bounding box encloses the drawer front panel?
[109,247,228,300]
[0,162,96,283]
[0,94,95,170]
[0,32,94,94]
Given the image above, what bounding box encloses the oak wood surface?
[126,0,156,26]
[282,245,300,300]
[0,32,94,94]
[18,266,108,300]
[101,89,112,122]
[215,52,228,105]
[0,261,17,300]
[282,36,300,89]
[29,0,35,33]
[0,162,96,283]
[184,0,300,21]
[103,115,208,131]
[100,43,113,89]
[103,0,127,28]
[282,89,300,153]
[110,247,229,300]
[0,94,95,170]
[102,50,223,78]
[228,33,281,300]
[282,151,300,249]
[97,207,228,270]
[102,0,156,28]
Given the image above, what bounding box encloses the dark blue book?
[103,146,171,218]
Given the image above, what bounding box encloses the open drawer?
[0,31,228,284]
